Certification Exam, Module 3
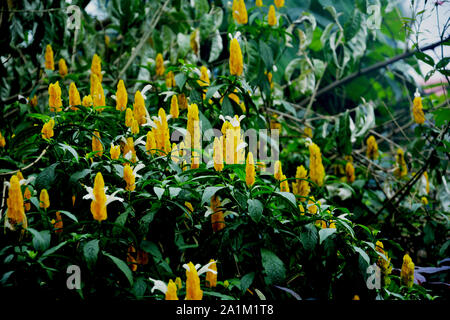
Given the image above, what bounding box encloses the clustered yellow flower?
[394,148,408,178]
[48,81,62,112]
[166,70,176,88]
[345,162,355,183]
[58,58,68,77]
[0,132,6,148]
[110,144,121,160]
[274,0,284,8]
[156,53,165,76]
[82,95,93,108]
[116,80,128,111]
[69,82,81,110]
[133,91,147,125]
[152,108,171,155]
[222,116,245,165]
[229,37,243,76]
[39,189,50,209]
[400,253,415,288]
[45,44,54,70]
[90,172,107,221]
[268,5,277,26]
[412,90,425,124]
[41,118,55,139]
[366,135,379,160]
[292,165,310,199]
[92,130,103,157]
[190,29,200,56]
[211,194,225,232]
[309,142,325,187]
[213,136,224,172]
[375,241,392,286]
[170,95,179,119]
[245,152,256,187]
[6,175,27,229]
[123,163,136,191]
[232,0,248,24]
[185,262,203,300]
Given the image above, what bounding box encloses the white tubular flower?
[182,260,218,276]
[82,185,124,206]
[149,278,168,294]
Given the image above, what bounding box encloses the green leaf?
[141,240,162,260]
[432,108,450,127]
[240,272,255,292]
[209,30,223,63]
[132,277,147,300]
[103,252,134,286]
[259,40,273,69]
[415,51,434,67]
[353,246,370,265]
[58,210,79,223]
[221,96,234,117]
[169,187,181,199]
[247,199,263,223]
[201,186,225,204]
[205,84,225,102]
[41,241,67,258]
[57,143,79,162]
[69,169,92,184]
[194,0,209,19]
[35,163,58,191]
[300,223,318,251]
[83,239,99,269]
[436,57,450,69]
[261,248,286,285]
[274,192,297,209]
[319,228,337,245]
[154,187,165,200]
[113,212,129,236]
[27,228,51,251]
[337,110,352,155]
[344,9,362,41]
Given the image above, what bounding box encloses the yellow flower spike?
[178,93,188,110]
[268,5,277,26]
[266,71,274,89]
[423,171,430,194]
[110,144,121,160]
[125,108,134,127]
[48,82,62,112]
[308,196,318,214]
[29,95,38,108]
[191,120,201,169]
[44,44,54,70]
[375,241,392,286]
[211,194,226,232]
[39,189,50,209]
[165,279,179,300]
[353,295,360,300]
[185,262,203,300]
[309,142,325,187]
[72,195,76,206]
[0,132,5,148]
[292,165,310,198]
[154,108,171,154]
[280,174,290,192]
[24,186,31,212]
[245,152,256,187]
[175,277,183,290]
[229,37,243,76]
[58,58,68,77]
[232,0,248,25]
[213,136,224,172]
[171,143,180,164]
[206,259,217,288]
[190,29,200,56]
[116,80,128,111]
[412,91,425,124]
[91,54,102,82]
[54,211,63,233]
[304,127,313,138]
[146,131,156,155]
[366,135,379,160]
[133,91,146,125]
[186,103,199,149]
[274,160,283,181]
[400,253,415,288]
[274,0,284,8]
[93,81,105,112]
[90,73,99,97]
[198,66,210,87]
[170,95,179,119]
[41,119,55,139]
[6,175,27,228]
[123,163,136,191]
[165,70,176,88]
[131,118,140,135]
[92,130,103,157]
[345,162,355,183]
[16,171,24,181]
[256,0,263,7]
[69,82,81,110]
[421,197,428,205]
[155,53,165,76]
[394,148,408,178]
[124,137,137,163]
[82,95,93,108]
[91,172,107,221]
[298,203,305,215]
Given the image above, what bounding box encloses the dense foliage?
[0,0,449,301]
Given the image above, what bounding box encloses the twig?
[0,146,49,177]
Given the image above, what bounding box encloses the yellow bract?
[292,165,310,198]
[412,95,425,124]
[268,5,277,26]
[133,91,146,125]
[91,54,102,82]
[394,148,408,178]
[245,152,256,187]
[309,142,325,187]
[69,82,81,110]
[156,53,165,76]
[48,81,62,112]
[345,162,355,183]
[6,175,27,228]
[146,131,156,155]
[92,130,103,157]
[213,137,224,172]
[211,195,225,232]
[0,132,6,148]
[232,0,248,24]
[91,172,107,221]
[185,262,203,300]
[123,163,136,191]
[58,58,68,77]
[170,95,179,119]
[274,0,284,8]
[274,160,283,181]
[280,174,290,192]
[39,189,50,209]
[400,253,415,288]
[116,80,128,111]
[256,0,263,7]
[229,38,243,76]
[166,70,176,88]
[205,259,217,288]
[41,119,55,139]
[125,108,134,127]
[82,95,93,108]
[110,144,121,160]
[45,44,54,70]
[366,135,379,160]
[165,279,179,300]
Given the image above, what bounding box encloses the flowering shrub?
[0,0,449,301]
